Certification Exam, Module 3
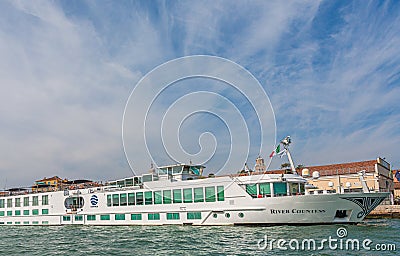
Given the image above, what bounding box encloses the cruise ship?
[0,137,388,226]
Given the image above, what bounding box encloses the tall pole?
[285,148,297,175]
[280,136,297,175]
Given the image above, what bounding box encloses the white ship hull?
[0,174,388,226]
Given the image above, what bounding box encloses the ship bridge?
[106,164,205,188]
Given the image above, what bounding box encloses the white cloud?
[1,0,399,188]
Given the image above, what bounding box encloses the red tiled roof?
[35,176,63,182]
[305,160,377,177]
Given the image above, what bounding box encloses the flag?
[269,144,285,158]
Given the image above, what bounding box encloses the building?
[393,170,400,203]
[300,158,394,204]
[254,156,266,172]
[32,176,68,192]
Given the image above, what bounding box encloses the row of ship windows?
[0,212,246,225]
[107,186,225,207]
[0,195,49,208]
[0,209,49,216]
[62,212,202,221]
[245,182,306,197]
[0,221,49,225]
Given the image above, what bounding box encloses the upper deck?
[0,163,308,198]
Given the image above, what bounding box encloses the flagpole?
[285,148,297,175]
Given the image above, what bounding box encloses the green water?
[0,219,398,255]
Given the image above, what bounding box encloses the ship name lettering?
[270,209,326,214]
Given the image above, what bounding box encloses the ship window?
[273,182,287,196]
[42,221,49,225]
[100,214,110,220]
[187,212,201,220]
[32,196,39,206]
[190,166,201,175]
[194,188,204,203]
[120,193,127,206]
[0,199,4,208]
[173,189,182,203]
[32,209,39,215]
[64,197,85,209]
[109,181,117,186]
[205,187,216,202]
[259,183,271,195]
[148,213,160,220]
[163,190,172,204]
[112,194,119,206]
[142,174,153,183]
[23,210,29,215]
[15,222,21,225]
[289,183,299,195]
[136,192,144,205]
[115,214,125,220]
[75,215,83,221]
[134,177,142,186]
[183,188,193,203]
[23,221,29,225]
[217,187,224,201]
[158,168,167,175]
[125,178,134,187]
[300,183,305,194]
[246,184,257,197]
[131,213,142,220]
[173,166,182,174]
[62,216,71,221]
[117,180,125,187]
[107,195,112,207]
[7,199,12,208]
[7,211,12,216]
[128,193,135,205]
[42,195,49,205]
[182,166,190,174]
[166,212,180,220]
[15,210,21,216]
[145,191,153,205]
[23,197,29,207]
[7,222,12,225]
[42,209,49,215]
[32,221,39,225]
[87,215,96,221]
[0,211,4,216]
[15,198,21,207]
[154,191,162,204]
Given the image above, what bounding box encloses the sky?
[1,0,399,188]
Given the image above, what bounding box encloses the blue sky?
[1,0,399,187]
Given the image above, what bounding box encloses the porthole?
[238,212,244,218]
[213,213,218,218]
[225,213,230,218]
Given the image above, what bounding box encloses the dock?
[367,205,400,218]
